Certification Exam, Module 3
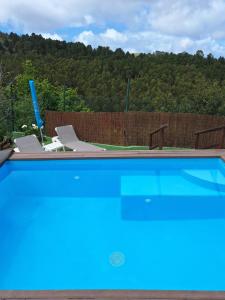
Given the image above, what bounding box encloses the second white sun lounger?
[55,125,105,152]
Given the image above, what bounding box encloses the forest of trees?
[1,31,225,138]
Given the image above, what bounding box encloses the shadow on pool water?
[121,195,225,221]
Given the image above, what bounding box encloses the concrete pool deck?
[0,149,12,165]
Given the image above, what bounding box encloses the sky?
[0,0,225,57]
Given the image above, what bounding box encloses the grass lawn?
[93,143,190,151]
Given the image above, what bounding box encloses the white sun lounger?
[55,125,105,152]
[14,135,45,153]
[14,135,64,153]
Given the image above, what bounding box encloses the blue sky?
[1,0,225,56]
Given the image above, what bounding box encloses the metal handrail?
[195,125,225,149]
[149,124,168,150]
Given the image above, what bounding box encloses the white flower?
[21,125,27,129]
[32,124,38,130]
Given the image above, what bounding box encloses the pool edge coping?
[8,149,225,161]
[0,290,225,299]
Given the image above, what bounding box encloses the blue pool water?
[0,158,225,290]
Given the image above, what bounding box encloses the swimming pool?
[0,154,225,296]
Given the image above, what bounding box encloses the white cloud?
[41,33,63,41]
[100,29,128,43]
[148,0,225,39]
[76,31,95,45]
[76,29,128,50]
[75,28,225,56]
[0,0,146,31]
[179,38,194,50]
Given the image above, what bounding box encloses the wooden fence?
[45,111,225,148]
